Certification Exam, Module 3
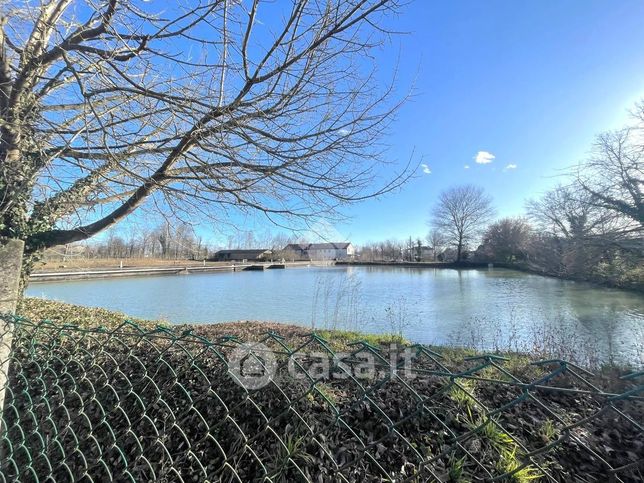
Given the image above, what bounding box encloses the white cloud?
[503,163,518,171]
[474,151,495,164]
[338,128,351,136]
[421,163,431,175]
[464,164,470,169]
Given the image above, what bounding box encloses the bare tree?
[482,217,532,263]
[575,105,644,228]
[0,0,412,280]
[526,185,618,241]
[429,185,495,262]
[156,223,172,259]
[526,185,621,276]
[406,236,414,261]
[426,228,445,261]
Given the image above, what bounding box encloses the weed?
[478,418,515,447]
[496,446,542,482]
[471,419,542,482]
[449,378,478,410]
[317,328,408,350]
[384,295,413,338]
[538,419,557,443]
[447,454,468,482]
[269,433,314,482]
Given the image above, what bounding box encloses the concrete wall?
[0,239,24,429]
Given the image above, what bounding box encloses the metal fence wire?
[0,314,642,482]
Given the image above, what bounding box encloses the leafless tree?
[430,185,495,262]
[526,185,620,241]
[357,243,375,261]
[0,0,412,279]
[156,223,172,259]
[482,217,532,263]
[406,236,414,261]
[526,185,623,276]
[426,228,445,261]
[575,104,644,228]
[383,238,404,261]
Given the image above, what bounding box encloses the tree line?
[42,224,313,262]
[359,106,643,289]
[42,222,209,262]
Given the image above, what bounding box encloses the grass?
[269,432,314,482]
[316,329,408,350]
[473,417,542,481]
[17,297,162,330]
[449,378,479,410]
[496,446,543,482]
[8,297,641,481]
[447,454,467,482]
[539,419,558,443]
[16,298,408,348]
[447,376,543,482]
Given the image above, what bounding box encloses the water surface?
[27,266,644,365]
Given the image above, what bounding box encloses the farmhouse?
[282,242,355,261]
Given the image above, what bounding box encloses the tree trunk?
[0,238,24,435]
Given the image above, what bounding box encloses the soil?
[1,318,641,482]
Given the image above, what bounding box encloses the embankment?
[335,260,491,269]
[29,261,311,282]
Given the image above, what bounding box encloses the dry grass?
[17,297,161,330]
[16,298,408,351]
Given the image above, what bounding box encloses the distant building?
[418,246,436,261]
[404,245,435,262]
[308,242,355,261]
[211,249,271,262]
[282,244,310,261]
[282,242,355,261]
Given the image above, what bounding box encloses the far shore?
[31,257,642,292]
[30,258,499,283]
[338,260,644,293]
[335,260,492,269]
[30,259,312,282]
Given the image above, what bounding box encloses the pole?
[0,239,24,437]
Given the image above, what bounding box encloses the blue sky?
[100,0,644,248]
[328,0,644,244]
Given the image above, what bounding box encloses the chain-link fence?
[0,314,642,482]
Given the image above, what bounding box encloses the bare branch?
[0,0,413,256]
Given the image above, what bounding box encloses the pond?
[26,265,644,366]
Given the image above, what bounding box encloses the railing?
[0,315,642,482]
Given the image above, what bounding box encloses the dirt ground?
[11,298,644,482]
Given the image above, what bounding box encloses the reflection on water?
[26,266,644,365]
